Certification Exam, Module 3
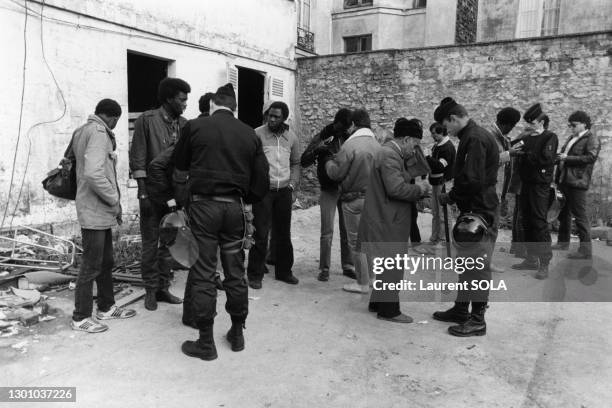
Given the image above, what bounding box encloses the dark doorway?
[127,52,169,112]
[237,67,265,128]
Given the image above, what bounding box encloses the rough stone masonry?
[296,31,612,224]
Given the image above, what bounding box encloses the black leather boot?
[226,319,245,352]
[144,289,157,311]
[182,325,218,360]
[448,302,487,337]
[433,302,470,323]
[156,288,183,304]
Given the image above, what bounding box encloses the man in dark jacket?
[129,77,191,311]
[426,122,456,246]
[301,108,354,282]
[173,83,269,361]
[553,110,601,259]
[434,98,500,337]
[511,104,558,279]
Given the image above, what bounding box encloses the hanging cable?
[8,0,67,228]
[1,0,29,230]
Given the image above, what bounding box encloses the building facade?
[330,0,478,54]
[478,0,612,42]
[0,0,299,228]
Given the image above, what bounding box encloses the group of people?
[66,76,601,361]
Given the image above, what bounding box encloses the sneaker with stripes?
[96,305,137,320]
[71,318,108,333]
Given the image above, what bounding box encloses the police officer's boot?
[182,325,218,361]
[432,302,470,323]
[448,302,487,337]
[144,288,157,311]
[226,318,245,352]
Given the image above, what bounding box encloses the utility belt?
[191,194,241,203]
[190,194,255,252]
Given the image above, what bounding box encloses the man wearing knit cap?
[511,103,558,279]
[174,83,270,360]
[360,117,432,323]
[130,77,191,311]
[486,107,522,273]
[432,97,500,337]
[553,110,600,259]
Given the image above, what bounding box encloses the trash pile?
[0,287,56,340]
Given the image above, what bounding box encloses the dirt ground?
[2,206,612,408]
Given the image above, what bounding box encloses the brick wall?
[296,31,612,224]
[456,0,479,44]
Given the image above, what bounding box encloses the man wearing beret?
[511,103,559,279]
[553,111,601,259]
[433,98,499,337]
[486,107,522,273]
[174,83,270,360]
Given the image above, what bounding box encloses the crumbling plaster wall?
[0,0,296,228]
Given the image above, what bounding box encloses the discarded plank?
[115,288,146,307]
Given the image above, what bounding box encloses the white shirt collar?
[346,127,375,142]
[436,136,450,146]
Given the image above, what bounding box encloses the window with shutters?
[516,0,561,38]
[541,0,560,36]
[344,35,372,53]
[271,78,284,99]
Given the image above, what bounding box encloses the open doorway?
[237,67,265,128]
[126,51,171,181]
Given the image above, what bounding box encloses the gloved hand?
[138,189,153,218]
[439,192,454,206]
[167,199,178,212]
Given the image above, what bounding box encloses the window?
[344,35,372,53]
[413,0,426,8]
[344,0,373,9]
[516,0,560,38]
[297,0,311,30]
[541,0,560,36]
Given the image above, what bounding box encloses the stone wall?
[296,31,612,224]
[455,0,478,44]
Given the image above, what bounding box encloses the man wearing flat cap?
[173,83,270,361]
[511,103,558,279]
[553,110,601,259]
[432,97,499,337]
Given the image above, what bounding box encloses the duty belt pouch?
[242,201,256,250]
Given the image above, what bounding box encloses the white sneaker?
[342,282,369,294]
[95,305,137,320]
[71,318,108,333]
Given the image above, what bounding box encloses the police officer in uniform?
[511,103,558,279]
[173,83,269,361]
[434,98,500,337]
